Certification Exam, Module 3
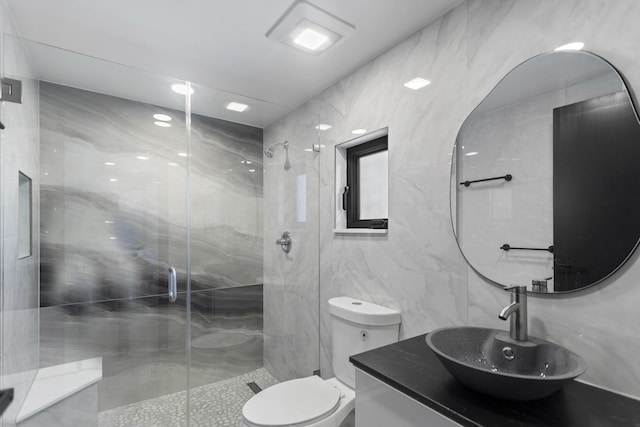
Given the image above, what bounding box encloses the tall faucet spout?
[499,285,528,341]
[499,302,519,320]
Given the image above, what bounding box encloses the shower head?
[264,141,290,170]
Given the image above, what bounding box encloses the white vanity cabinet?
[355,369,462,427]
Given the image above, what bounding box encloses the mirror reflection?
[452,51,640,293]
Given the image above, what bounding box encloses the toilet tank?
[328,296,401,388]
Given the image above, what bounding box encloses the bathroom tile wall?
[0,14,41,424]
[264,0,640,399]
[39,285,264,411]
[465,0,640,400]
[263,108,321,380]
[38,81,265,408]
[39,82,263,305]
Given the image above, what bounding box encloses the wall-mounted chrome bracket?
[312,144,321,152]
[276,231,292,253]
[1,78,22,104]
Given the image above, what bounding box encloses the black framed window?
[344,135,388,228]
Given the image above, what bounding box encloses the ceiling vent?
[266,1,355,55]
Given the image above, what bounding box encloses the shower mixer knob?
[276,231,292,253]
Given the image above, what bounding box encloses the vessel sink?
[426,326,586,401]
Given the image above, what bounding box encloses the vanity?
[350,335,640,427]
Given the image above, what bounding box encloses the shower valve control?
[276,231,292,253]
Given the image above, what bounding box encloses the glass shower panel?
[262,112,321,390]
[186,83,277,425]
[2,35,192,426]
[0,32,41,426]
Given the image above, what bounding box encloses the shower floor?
[98,367,278,427]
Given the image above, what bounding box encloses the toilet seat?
[242,376,341,427]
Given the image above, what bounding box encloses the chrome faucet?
[499,285,528,341]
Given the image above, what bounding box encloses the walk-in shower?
[0,34,281,427]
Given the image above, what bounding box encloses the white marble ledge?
[333,228,388,235]
[16,357,102,423]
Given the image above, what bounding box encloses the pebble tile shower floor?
[98,368,278,427]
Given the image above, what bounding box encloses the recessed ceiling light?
[171,83,194,95]
[315,124,332,131]
[352,129,367,135]
[465,152,479,156]
[109,236,118,240]
[294,27,328,51]
[404,77,432,90]
[104,220,115,224]
[246,161,252,164]
[155,121,172,128]
[178,152,188,157]
[227,102,249,112]
[109,178,118,182]
[44,172,49,175]
[248,169,256,173]
[554,42,584,51]
[266,3,354,56]
[104,162,116,166]
[136,155,149,160]
[153,113,172,121]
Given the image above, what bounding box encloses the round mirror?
[451,50,640,294]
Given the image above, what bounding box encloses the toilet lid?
[242,376,341,426]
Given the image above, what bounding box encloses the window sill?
[333,228,388,235]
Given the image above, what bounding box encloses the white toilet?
[241,296,401,427]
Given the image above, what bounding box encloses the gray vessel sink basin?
[426,326,586,401]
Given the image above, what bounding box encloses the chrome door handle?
[276,231,292,253]
[168,266,177,302]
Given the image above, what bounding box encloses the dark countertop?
[350,334,640,427]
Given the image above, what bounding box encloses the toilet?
[241,296,401,427]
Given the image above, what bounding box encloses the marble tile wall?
[264,0,640,399]
[37,82,265,410]
[39,82,263,305]
[39,285,263,412]
[263,108,321,381]
[0,18,41,425]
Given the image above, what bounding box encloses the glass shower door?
[1,35,193,426]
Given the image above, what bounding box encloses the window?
[344,134,388,228]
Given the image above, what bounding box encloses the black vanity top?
[350,334,640,427]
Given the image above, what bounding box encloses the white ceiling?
[6,0,462,127]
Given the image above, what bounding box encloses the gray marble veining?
[263,0,640,399]
[40,285,263,412]
[39,82,263,306]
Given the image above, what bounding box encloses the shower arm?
[265,141,291,170]
[265,141,289,157]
